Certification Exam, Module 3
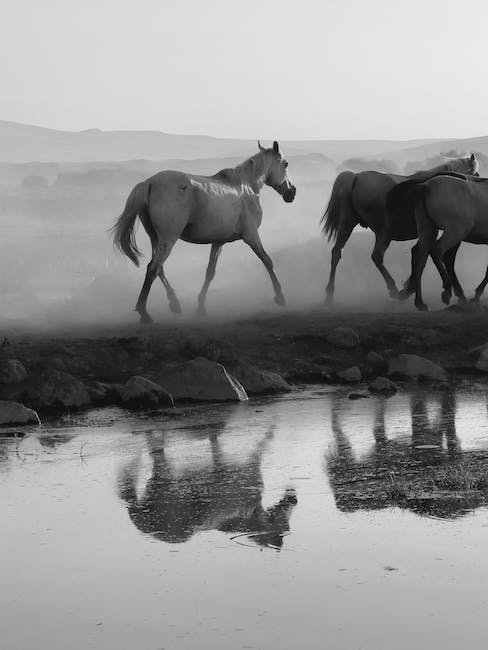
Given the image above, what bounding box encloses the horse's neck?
[410,162,458,182]
[235,153,269,193]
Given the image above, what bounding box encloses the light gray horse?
[111,141,296,322]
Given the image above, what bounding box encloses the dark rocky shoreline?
[2,306,488,422]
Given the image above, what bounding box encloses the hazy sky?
[1,0,486,140]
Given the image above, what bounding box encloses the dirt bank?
[2,306,488,390]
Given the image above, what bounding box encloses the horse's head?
[259,140,296,203]
[450,153,479,176]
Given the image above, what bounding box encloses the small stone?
[366,351,388,375]
[0,359,28,385]
[368,376,398,395]
[119,376,174,408]
[326,327,360,349]
[337,366,362,383]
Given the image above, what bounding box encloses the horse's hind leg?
[197,243,223,316]
[441,244,466,304]
[371,232,398,299]
[158,268,181,314]
[472,266,488,303]
[413,217,437,311]
[325,221,356,305]
[135,256,160,324]
[432,232,464,305]
[399,243,421,301]
[135,239,177,322]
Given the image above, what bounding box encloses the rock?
[368,376,398,395]
[337,366,362,383]
[284,360,333,383]
[404,336,422,351]
[87,381,121,404]
[366,351,388,375]
[0,400,40,425]
[326,327,360,349]
[157,357,248,402]
[388,354,448,382]
[23,369,91,409]
[0,359,27,385]
[231,364,291,395]
[119,376,174,408]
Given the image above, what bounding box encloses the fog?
[1,129,487,331]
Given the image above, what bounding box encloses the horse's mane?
[213,151,268,188]
[212,168,238,182]
[409,159,468,182]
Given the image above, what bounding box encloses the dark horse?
[323,391,488,520]
[387,171,488,310]
[321,155,479,304]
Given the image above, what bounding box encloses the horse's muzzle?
[283,185,296,203]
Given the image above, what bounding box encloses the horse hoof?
[389,289,400,300]
[457,296,467,305]
[441,291,451,305]
[169,301,182,315]
[196,306,207,318]
[470,296,480,304]
[416,303,429,312]
[139,313,154,325]
[398,289,412,301]
[275,294,286,307]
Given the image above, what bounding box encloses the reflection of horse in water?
[325,391,488,519]
[118,423,296,549]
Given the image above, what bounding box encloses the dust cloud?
[1,139,486,332]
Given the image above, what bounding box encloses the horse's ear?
[273,141,279,154]
[471,153,476,161]
[258,140,265,152]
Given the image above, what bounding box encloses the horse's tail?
[321,171,356,242]
[110,181,150,267]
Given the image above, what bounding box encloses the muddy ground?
[3,305,488,388]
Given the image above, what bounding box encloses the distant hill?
[377,135,488,167]
[0,151,337,189]
[0,119,443,164]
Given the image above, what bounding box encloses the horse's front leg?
[371,232,399,299]
[243,230,285,307]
